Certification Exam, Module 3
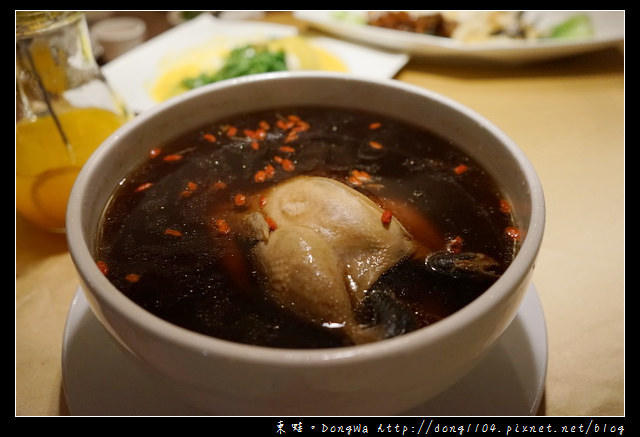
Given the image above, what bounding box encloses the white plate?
[101,14,409,114]
[294,10,624,64]
[61,284,547,416]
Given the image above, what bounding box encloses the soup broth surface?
[96,106,520,348]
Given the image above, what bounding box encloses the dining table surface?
[15,11,624,417]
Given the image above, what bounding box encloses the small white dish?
[61,284,547,416]
[101,14,409,114]
[91,16,147,62]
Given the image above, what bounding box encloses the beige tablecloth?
[15,12,624,416]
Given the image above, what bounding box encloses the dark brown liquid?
[96,106,518,348]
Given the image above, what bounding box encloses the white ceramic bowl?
[66,72,545,415]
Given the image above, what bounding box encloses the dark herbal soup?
[96,106,521,349]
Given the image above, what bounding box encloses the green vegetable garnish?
[181,45,288,90]
[331,11,366,24]
[180,11,203,20]
[549,14,594,39]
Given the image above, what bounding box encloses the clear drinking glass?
[16,11,131,232]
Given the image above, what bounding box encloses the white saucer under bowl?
[62,284,547,416]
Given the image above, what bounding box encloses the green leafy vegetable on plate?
[549,14,595,39]
[181,45,287,90]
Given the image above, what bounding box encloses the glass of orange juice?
[16,11,131,232]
